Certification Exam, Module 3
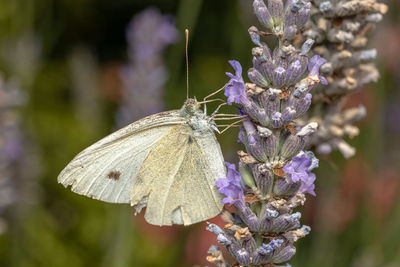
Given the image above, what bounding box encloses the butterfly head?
[182,98,201,116]
[181,98,219,134]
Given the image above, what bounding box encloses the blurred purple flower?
[118,8,178,125]
[225,60,246,105]
[126,8,179,63]
[308,55,328,85]
[283,154,316,196]
[216,162,244,205]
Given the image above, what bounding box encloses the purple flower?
[216,162,244,205]
[126,8,179,63]
[118,8,178,125]
[283,154,316,196]
[283,155,311,183]
[299,172,316,196]
[307,55,328,85]
[225,60,246,105]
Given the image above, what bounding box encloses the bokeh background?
[0,0,399,266]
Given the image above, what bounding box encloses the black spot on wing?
[107,171,121,181]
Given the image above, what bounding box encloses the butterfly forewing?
[131,124,224,226]
[57,110,185,203]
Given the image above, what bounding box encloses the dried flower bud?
[249,26,262,46]
[300,39,315,56]
[207,223,225,235]
[297,122,318,137]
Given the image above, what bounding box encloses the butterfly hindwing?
[131,124,225,226]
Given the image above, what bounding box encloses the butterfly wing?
[130,124,225,226]
[57,110,185,203]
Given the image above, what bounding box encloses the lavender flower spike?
[118,8,178,125]
[225,60,246,105]
[205,0,386,265]
[216,162,244,205]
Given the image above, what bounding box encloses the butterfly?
[58,98,226,226]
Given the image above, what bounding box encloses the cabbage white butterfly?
[58,30,228,226]
[58,98,226,226]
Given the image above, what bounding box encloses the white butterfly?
[58,98,226,226]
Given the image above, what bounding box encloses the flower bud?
[285,59,304,84]
[295,93,312,117]
[273,245,296,264]
[268,0,284,27]
[240,162,256,188]
[300,39,315,56]
[283,25,297,40]
[234,200,260,231]
[248,26,262,46]
[260,208,279,232]
[282,107,296,124]
[235,248,251,265]
[273,178,301,196]
[280,134,305,160]
[252,239,284,265]
[253,0,274,29]
[270,212,301,232]
[260,89,281,117]
[207,223,224,235]
[252,166,274,195]
[295,2,311,28]
[248,67,270,87]
[270,112,283,128]
[273,67,287,87]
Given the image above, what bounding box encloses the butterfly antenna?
[185,29,190,100]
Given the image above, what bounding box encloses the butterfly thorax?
[180,98,215,134]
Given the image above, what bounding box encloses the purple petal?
[228,60,243,77]
[299,172,316,196]
[319,75,328,85]
[308,55,327,77]
[216,162,245,205]
[224,61,246,105]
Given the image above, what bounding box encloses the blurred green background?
[0,0,399,266]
